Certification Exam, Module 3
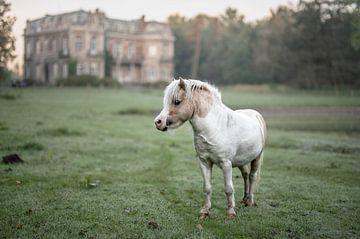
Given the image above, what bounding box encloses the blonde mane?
[164,79,221,105]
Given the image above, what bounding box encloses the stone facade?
[24,9,174,84]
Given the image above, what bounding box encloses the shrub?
[56,75,120,87]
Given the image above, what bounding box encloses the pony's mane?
[164,79,221,105]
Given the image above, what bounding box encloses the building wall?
[24,10,174,84]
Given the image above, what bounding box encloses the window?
[25,66,30,79]
[62,64,68,78]
[90,37,97,55]
[26,42,32,57]
[148,45,157,57]
[112,44,118,58]
[76,63,84,75]
[44,39,48,53]
[52,39,57,52]
[53,63,58,79]
[112,43,122,58]
[75,36,83,51]
[62,38,68,55]
[72,14,79,23]
[90,62,98,75]
[36,65,41,79]
[36,40,41,54]
[148,67,157,81]
[128,43,134,58]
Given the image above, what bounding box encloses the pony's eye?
[174,100,181,106]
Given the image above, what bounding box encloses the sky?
[9,0,296,70]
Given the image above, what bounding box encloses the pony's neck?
[189,97,228,136]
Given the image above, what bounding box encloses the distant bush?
[116,108,155,115]
[0,121,8,131]
[137,80,169,89]
[56,75,120,87]
[19,142,45,151]
[38,127,85,137]
[0,91,21,100]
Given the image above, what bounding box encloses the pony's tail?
[254,114,266,192]
[253,151,264,192]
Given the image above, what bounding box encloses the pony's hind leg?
[239,164,250,204]
[245,153,263,207]
[199,161,213,219]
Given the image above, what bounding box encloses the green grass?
[0,87,359,238]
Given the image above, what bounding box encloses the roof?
[25,9,172,35]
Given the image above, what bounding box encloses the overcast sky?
[9,0,296,68]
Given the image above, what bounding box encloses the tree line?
[168,0,360,88]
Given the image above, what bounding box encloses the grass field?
[0,87,359,239]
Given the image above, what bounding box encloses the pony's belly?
[231,157,253,167]
[194,133,262,166]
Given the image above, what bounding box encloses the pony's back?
[236,109,267,145]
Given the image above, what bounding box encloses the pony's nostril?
[166,119,172,126]
[155,119,161,125]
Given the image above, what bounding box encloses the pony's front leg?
[199,161,212,219]
[222,161,236,219]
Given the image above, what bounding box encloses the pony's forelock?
[163,79,221,106]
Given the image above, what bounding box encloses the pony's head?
[154,78,217,131]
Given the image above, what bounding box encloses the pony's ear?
[179,78,186,90]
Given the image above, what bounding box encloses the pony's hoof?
[199,213,209,220]
[241,195,250,204]
[227,208,236,219]
[244,199,254,207]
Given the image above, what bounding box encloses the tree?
[167,15,194,78]
[168,1,359,88]
[351,8,360,50]
[104,50,114,78]
[0,0,16,80]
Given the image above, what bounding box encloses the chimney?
[139,15,146,32]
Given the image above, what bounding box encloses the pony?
[154,79,266,219]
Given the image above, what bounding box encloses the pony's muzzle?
[166,119,173,126]
[154,115,168,131]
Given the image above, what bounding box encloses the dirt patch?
[221,84,282,93]
[147,221,159,230]
[2,154,24,164]
[232,106,360,119]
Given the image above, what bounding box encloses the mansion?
[23,9,174,83]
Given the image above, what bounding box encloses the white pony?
[154,79,266,219]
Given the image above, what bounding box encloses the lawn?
[0,87,359,239]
